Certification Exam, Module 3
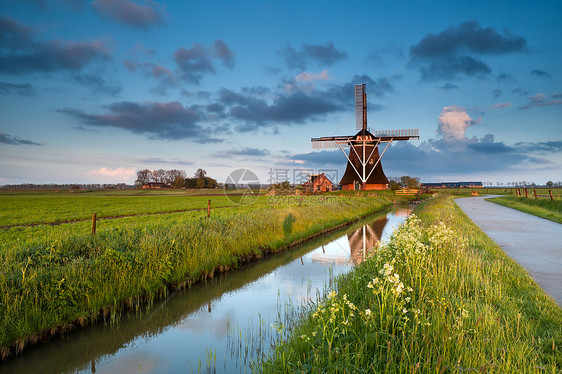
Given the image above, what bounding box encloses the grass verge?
[487,195,562,224]
[262,194,561,373]
[0,196,392,359]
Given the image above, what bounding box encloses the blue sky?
[1,0,561,186]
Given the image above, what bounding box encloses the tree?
[204,176,218,188]
[166,169,186,184]
[399,176,420,189]
[173,176,185,189]
[194,168,207,179]
[388,179,400,191]
[546,181,554,188]
[135,169,152,186]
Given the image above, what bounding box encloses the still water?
[1,208,410,374]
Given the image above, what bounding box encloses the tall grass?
[262,195,561,373]
[488,195,562,224]
[0,196,392,358]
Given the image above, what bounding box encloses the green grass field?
[0,189,399,358]
[0,189,241,227]
[262,194,561,373]
[487,195,562,224]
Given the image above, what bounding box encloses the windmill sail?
[355,84,366,131]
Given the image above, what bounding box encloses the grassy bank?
[262,195,561,373]
[0,195,394,358]
[488,195,562,224]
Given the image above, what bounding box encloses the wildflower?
[365,309,372,316]
[405,297,411,303]
[380,263,393,276]
[328,290,337,299]
[312,331,317,337]
[402,308,408,314]
[367,282,374,289]
[462,309,469,318]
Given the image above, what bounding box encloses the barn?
[303,173,334,193]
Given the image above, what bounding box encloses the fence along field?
[0,189,399,359]
[0,189,242,227]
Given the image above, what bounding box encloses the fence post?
[92,212,97,235]
[524,188,528,198]
[207,199,211,218]
[549,190,554,201]
[534,189,537,199]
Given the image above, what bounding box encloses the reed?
[0,195,392,358]
[262,194,561,373]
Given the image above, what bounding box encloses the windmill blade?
[355,84,366,131]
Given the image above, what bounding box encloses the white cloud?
[85,166,136,182]
[437,105,479,142]
[295,69,330,82]
[491,102,511,109]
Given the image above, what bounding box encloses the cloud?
[72,73,121,96]
[519,93,562,109]
[437,105,480,142]
[92,0,167,29]
[514,141,562,154]
[138,158,194,165]
[530,69,551,78]
[295,70,330,82]
[0,16,110,74]
[277,42,347,70]
[497,73,517,83]
[212,75,393,132]
[85,166,136,181]
[491,102,511,109]
[439,83,459,90]
[214,147,270,158]
[410,21,526,80]
[511,87,529,96]
[0,82,34,96]
[492,89,502,99]
[285,150,343,166]
[174,40,235,84]
[58,101,223,142]
[0,131,42,145]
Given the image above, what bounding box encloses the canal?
[0,207,411,374]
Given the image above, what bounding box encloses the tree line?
[135,168,218,189]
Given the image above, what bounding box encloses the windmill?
[311,83,419,190]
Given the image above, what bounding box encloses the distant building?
[142,182,170,189]
[421,181,483,189]
[303,173,334,193]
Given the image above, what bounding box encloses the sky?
[1,0,561,186]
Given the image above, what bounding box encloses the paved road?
[456,196,562,306]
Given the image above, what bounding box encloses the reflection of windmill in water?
[310,218,387,265]
[312,84,419,190]
[347,217,387,265]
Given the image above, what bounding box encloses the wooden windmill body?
[311,84,419,190]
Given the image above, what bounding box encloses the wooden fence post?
[534,189,537,199]
[549,190,554,201]
[207,199,211,218]
[524,188,528,198]
[92,213,97,235]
